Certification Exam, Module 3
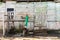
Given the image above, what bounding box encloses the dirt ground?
[0,36,60,40]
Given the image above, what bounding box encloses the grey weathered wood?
[4,19,34,22]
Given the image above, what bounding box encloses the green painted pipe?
[25,15,29,28]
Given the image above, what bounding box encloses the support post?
[3,14,5,36]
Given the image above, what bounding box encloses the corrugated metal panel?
[47,22,56,30]
[46,2,60,30]
[16,2,34,13]
[47,10,56,21]
[46,2,56,29]
[0,2,60,30]
[34,2,47,27]
[0,3,5,12]
[56,3,60,21]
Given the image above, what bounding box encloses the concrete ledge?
[0,37,60,40]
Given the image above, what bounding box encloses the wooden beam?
[47,21,60,22]
[4,19,34,22]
